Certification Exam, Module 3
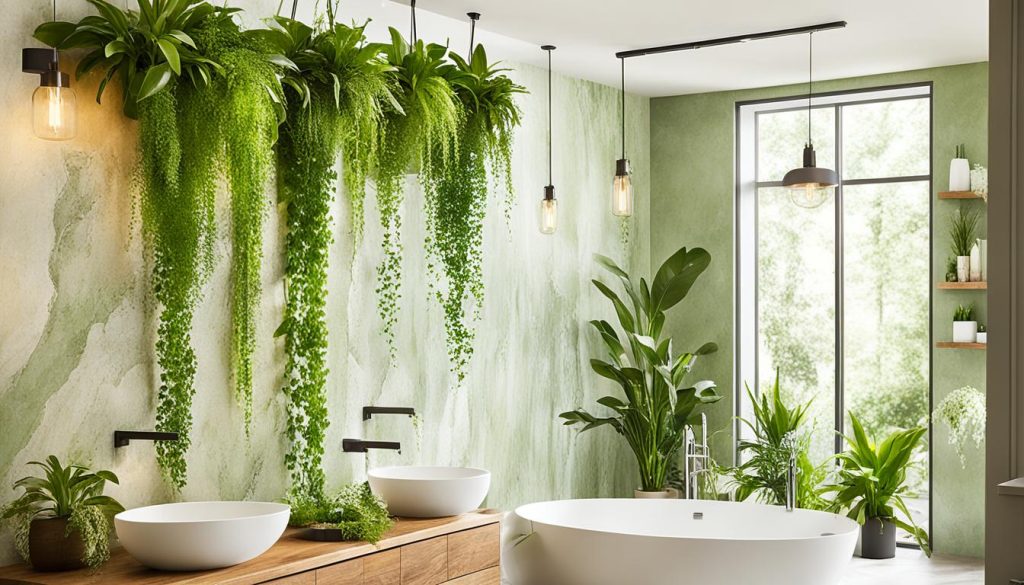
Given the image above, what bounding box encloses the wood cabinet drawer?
[447,524,499,580]
[262,570,316,585]
[401,535,448,585]
[446,566,500,585]
[317,557,363,585]
[365,548,401,585]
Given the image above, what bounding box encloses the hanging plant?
[265,10,395,501]
[375,29,461,356]
[36,0,230,490]
[426,45,524,382]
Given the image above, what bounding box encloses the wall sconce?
[22,47,76,141]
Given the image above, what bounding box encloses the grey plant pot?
[860,517,896,559]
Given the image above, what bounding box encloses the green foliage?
[730,371,828,510]
[933,386,986,467]
[276,90,342,502]
[0,456,125,568]
[35,0,230,118]
[955,143,966,159]
[560,248,721,492]
[425,45,525,382]
[949,208,979,257]
[287,483,393,544]
[375,29,461,355]
[138,87,207,490]
[825,413,931,555]
[953,303,975,321]
[184,17,285,434]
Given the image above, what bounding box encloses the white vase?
[957,256,971,282]
[977,331,988,344]
[953,321,978,343]
[970,243,982,281]
[980,239,988,281]
[950,158,971,191]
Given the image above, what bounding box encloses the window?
[736,84,932,543]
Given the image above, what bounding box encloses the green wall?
[650,62,988,557]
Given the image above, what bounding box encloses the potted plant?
[950,143,970,191]
[560,247,721,497]
[977,323,988,344]
[953,303,977,343]
[0,456,124,571]
[949,209,980,282]
[729,370,829,510]
[825,414,930,559]
[944,257,958,283]
[933,386,986,468]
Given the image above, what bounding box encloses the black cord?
[290,0,298,19]
[410,0,418,45]
[469,16,477,63]
[807,32,813,146]
[547,48,553,186]
[620,57,626,159]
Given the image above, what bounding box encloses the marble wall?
[0,0,650,565]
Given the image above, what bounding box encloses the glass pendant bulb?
[540,186,557,234]
[612,158,633,217]
[788,182,832,208]
[33,84,76,141]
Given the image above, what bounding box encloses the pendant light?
[783,32,837,208]
[22,0,76,141]
[540,45,558,235]
[612,57,633,217]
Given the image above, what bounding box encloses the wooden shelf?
[937,281,987,289]
[939,191,984,199]
[936,341,987,350]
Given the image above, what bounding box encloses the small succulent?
[953,303,975,322]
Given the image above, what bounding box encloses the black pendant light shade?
[783,32,836,208]
[22,0,76,140]
[612,57,633,217]
[540,45,557,234]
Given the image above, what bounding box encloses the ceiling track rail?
[614,20,847,59]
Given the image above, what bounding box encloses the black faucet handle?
[362,406,416,421]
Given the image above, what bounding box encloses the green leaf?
[156,39,181,75]
[136,63,173,102]
[33,21,78,48]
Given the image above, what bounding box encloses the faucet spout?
[785,451,798,511]
[343,439,401,453]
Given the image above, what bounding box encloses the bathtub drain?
[693,512,703,520]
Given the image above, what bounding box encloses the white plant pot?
[980,239,988,281]
[970,243,982,281]
[977,331,988,344]
[957,256,971,283]
[953,321,978,343]
[950,158,971,191]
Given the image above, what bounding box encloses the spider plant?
[34,0,230,118]
[825,413,931,555]
[560,247,721,493]
[949,208,980,257]
[1,456,124,568]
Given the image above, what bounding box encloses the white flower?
[970,164,988,202]
[933,386,986,468]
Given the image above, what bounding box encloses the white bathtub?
[512,498,858,585]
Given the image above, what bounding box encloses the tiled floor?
[841,548,984,584]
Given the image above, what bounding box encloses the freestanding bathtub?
[512,498,858,585]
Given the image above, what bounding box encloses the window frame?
[733,82,934,546]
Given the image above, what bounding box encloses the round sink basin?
[115,501,290,571]
[368,466,490,518]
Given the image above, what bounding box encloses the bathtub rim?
[514,498,860,543]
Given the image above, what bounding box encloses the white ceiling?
[319,0,988,97]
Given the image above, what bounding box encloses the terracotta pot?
[28,517,85,572]
[860,517,896,559]
[633,487,679,499]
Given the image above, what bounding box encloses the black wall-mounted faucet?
[114,431,179,448]
[343,439,401,453]
[362,406,416,421]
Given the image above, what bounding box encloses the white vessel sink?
[114,501,290,571]
[368,466,490,518]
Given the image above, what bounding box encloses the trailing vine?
[266,9,394,500]
[425,45,524,382]
[375,29,461,356]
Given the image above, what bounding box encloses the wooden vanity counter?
[0,510,502,585]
